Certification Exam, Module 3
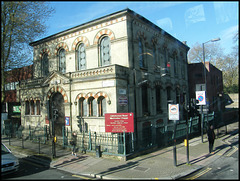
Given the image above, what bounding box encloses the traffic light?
[53,109,58,119]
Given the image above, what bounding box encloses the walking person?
[71,132,77,157]
[207,125,216,154]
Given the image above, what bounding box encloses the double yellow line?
[226,146,238,157]
[72,174,96,180]
[185,167,212,180]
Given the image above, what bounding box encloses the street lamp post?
[201,38,220,142]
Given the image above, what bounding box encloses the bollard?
[9,133,11,146]
[184,139,187,147]
[38,137,41,154]
[96,145,101,158]
[52,138,56,158]
[22,135,24,148]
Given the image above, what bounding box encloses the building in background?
[188,62,224,113]
[19,8,189,150]
[1,65,33,133]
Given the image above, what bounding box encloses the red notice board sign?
[105,113,134,133]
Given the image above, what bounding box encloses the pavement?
[1,121,239,180]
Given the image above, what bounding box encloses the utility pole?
[202,37,221,142]
[201,105,204,143]
[185,105,190,165]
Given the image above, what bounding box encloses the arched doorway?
[50,92,65,136]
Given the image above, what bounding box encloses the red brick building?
[188,62,224,112]
[2,65,33,119]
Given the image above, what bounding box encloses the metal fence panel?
[2,110,238,157]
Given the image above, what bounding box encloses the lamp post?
[202,38,221,93]
[201,37,220,142]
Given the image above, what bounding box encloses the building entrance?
[50,92,65,136]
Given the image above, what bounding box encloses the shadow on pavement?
[96,161,139,177]
[53,155,88,168]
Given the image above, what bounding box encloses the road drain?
[133,166,149,172]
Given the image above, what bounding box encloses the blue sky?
[43,1,238,55]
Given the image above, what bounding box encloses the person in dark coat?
[71,132,77,157]
[207,125,216,154]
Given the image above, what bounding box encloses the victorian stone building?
[18,8,189,148]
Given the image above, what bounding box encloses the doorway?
[50,92,65,136]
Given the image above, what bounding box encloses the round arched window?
[77,43,86,70]
[100,36,111,66]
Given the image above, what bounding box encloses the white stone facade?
[19,9,189,147]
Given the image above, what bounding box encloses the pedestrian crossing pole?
[185,104,190,165]
[51,101,58,158]
[51,106,56,158]
[185,119,190,165]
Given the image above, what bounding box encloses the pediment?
[42,71,70,86]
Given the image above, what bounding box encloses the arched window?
[174,54,177,76]
[138,38,146,68]
[42,53,49,77]
[142,84,148,115]
[98,96,106,117]
[167,87,171,101]
[88,97,97,117]
[153,44,157,66]
[79,97,87,117]
[163,47,170,75]
[59,49,66,73]
[36,100,41,115]
[25,101,30,115]
[176,88,180,104]
[100,36,111,66]
[30,100,35,115]
[156,86,162,113]
[77,43,86,70]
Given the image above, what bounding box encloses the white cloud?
[185,4,206,27]
[219,25,238,53]
[132,1,185,11]
[214,2,238,24]
[156,18,173,32]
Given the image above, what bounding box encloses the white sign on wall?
[119,89,126,95]
[102,80,115,87]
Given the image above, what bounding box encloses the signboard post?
[105,113,134,133]
[168,104,179,167]
[196,91,206,143]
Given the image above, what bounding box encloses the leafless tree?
[1,1,55,102]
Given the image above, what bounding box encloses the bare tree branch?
[1,1,55,102]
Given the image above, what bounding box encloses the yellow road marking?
[72,174,95,180]
[185,167,212,180]
[226,146,238,157]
